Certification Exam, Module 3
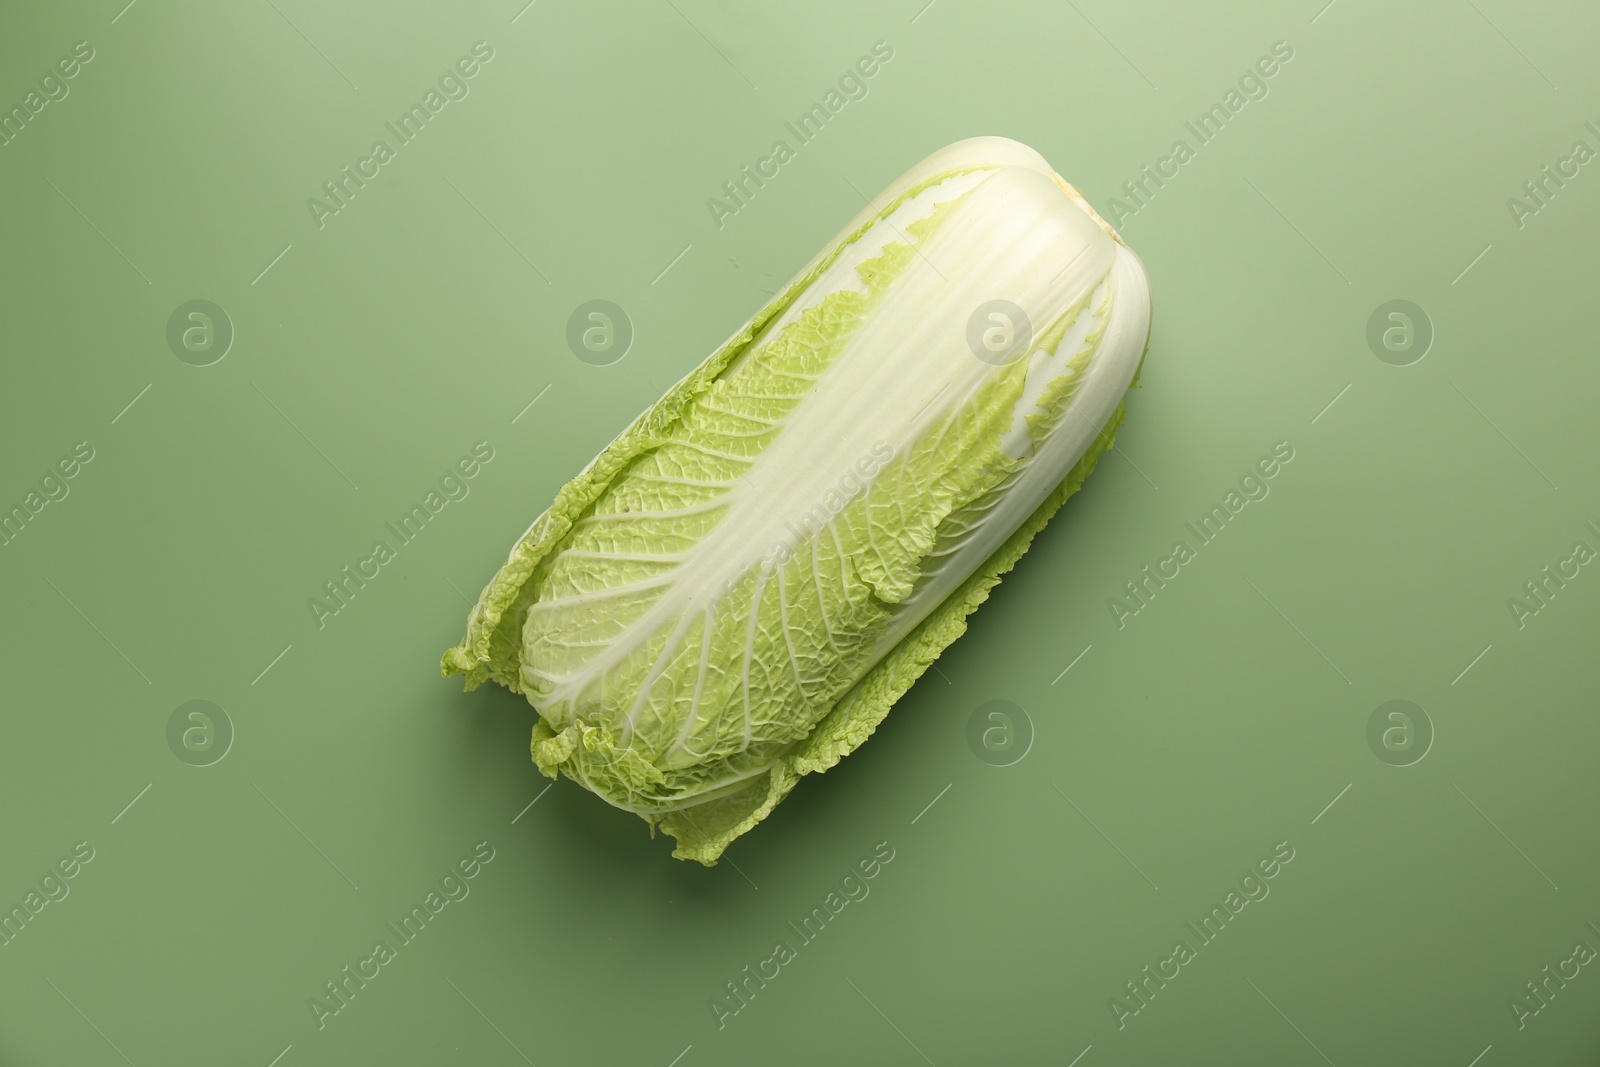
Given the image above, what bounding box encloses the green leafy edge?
[441,167,982,695]
[659,353,1144,864]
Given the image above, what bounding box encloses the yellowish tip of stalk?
[1051,172,1123,245]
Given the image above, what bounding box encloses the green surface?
[2,1,1597,1064]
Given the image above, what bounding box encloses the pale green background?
[2,1,1597,1064]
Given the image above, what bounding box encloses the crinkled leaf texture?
[442,136,1152,865]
